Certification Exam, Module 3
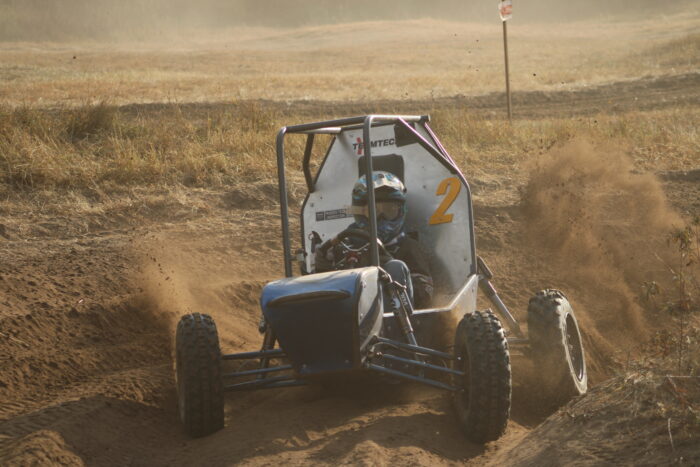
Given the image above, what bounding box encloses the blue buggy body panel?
[261,267,382,376]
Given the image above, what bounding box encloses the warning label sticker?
[316,209,350,222]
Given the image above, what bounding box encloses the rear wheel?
[176,313,225,437]
[527,289,587,407]
[452,310,511,443]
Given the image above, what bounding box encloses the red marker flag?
[499,0,512,21]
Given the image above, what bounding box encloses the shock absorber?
[380,269,418,346]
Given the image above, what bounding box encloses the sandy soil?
[2,8,700,461]
[1,72,699,465]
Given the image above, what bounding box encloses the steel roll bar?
[275,115,428,276]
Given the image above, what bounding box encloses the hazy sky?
[0,0,693,41]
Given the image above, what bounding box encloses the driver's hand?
[314,238,336,272]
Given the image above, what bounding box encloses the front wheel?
[176,313,225,438]
[527,289,587,407]
[452,310,512,443]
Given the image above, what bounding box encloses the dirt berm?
[0,139,698,465]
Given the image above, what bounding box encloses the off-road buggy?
[175,115,587,442]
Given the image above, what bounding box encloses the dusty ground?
[1,13,700,467]
[1,11,699,106]
[1,91,699,465]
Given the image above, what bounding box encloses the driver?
[315,171,434,309]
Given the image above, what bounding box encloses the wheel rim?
[565,314,585,381]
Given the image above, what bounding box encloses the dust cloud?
[136,254,198,335]
[133,233,266,351]
[1,0,693,42]
[520,139,683,369]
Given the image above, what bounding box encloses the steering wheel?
[319,228,392,269]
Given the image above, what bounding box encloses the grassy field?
[1,103,697,196]
[1,11,698,229]
[1,13,698,106]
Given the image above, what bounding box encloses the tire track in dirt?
[120,71,700,120]
[1,135,698,464]
[0,232,180,465]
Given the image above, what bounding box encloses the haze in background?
[1,0,695,42]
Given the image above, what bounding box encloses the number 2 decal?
[429,177,461,225]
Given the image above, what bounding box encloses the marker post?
[499,0,513,121]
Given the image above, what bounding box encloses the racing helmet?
[351,171,407,243]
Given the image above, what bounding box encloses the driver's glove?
[412,273,434,308]
[314,242,335,272]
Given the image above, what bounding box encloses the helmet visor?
[352,201,404,221]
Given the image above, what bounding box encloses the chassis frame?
[219,115,529,393]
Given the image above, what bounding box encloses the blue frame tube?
[224,376,307,392]
[362,116,380,266]
[276,128,293,277]
[222,348,285,360]
[373,336,454,360]
[222,364,293,379]
[365,363,458,392]
[302,134,316,192]
[379,353,465,377]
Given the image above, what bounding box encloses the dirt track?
[289,71,700,120]
[121,71,700,120]
[1,75,699,465]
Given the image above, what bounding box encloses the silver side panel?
[303,122,474,303]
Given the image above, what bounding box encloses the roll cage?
[275,114,477,280]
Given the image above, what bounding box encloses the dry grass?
[433,107,700,174]
[639,32,700,69]
[1,102,697,196]
[1,13,698,106]
[0,102,280,190]
[0,14,698,198]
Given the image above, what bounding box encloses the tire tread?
[453,310,511,443]
[527,289,587,406]
[176,313,224,438]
